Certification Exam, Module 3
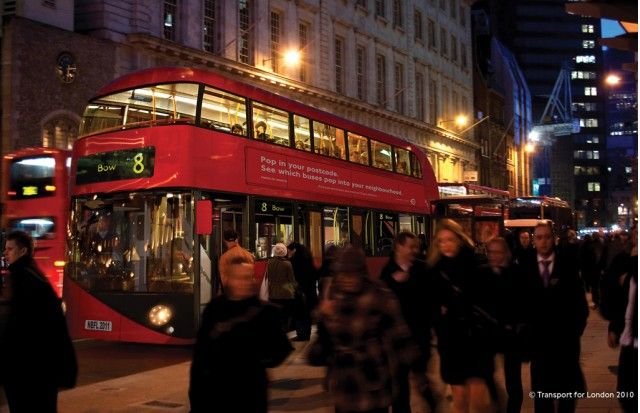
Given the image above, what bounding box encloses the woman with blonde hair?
[429,219,495,413]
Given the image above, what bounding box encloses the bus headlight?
[148,305,173,327]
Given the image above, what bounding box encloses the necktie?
[541,260,551,287]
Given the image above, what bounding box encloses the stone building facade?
[2,0,481,184]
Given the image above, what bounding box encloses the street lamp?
[263,48,302,67]
[438,114,469,130]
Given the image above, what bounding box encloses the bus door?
[253,199,294,259]
[295,203,323,265]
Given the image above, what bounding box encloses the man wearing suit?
[523,222,589,413]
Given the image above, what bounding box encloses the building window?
[428,19,436,49]
[429,79,438,124]
[442,85,449,117]
[376,54,386,107]
[299,22,309,82]
[203,0,217,53]
[584,87,598,96]
[580,118,599,127]
[42,116,78,150]
[581,24,594,33]
[459,5,466,27]
[335,37,345,94]
[375,0,385,18]
[414,9,423,42]
[269,11,281,72]
[571,71,597,79]
[451,90,458,114]
[460,43,467,69]
[238,0,252,64]
[439,0,445,11]
[415,72,425,121]
[356,0,366,8]
[574,150,600,159]
[576,55,596,63]
[449,0,456,19]
[393,0,403,28]
[440,28,447,57]
[450,34,457,63]
[356,45,367,101]
[164,0,178,41]
[582,40,595,49]
[394,63,404,114]
[587,182,601,192]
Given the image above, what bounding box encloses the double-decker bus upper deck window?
[371,139,393,171]
[313,121,346,160]
[410,152,423,178]
[201,86,248,135]
[395,147,411,176]
[9,156,56,199]
[252,102,290,147]
[347,132,370,165]
[80,83,198,136]
[293,115,312,152]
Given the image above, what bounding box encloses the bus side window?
[293,115,311,152]
[313,121,345,160]
[252,102,290,147]
[200,86,247,135]
[394,147,411,176]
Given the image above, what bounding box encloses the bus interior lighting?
[54,261,66,267]
[45,185,56,192]
[17,157,56,167]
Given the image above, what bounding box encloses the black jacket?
[0,256,77,388]
[189,295,293,413]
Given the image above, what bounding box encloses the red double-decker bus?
[63,67,439,344]
[2,147,71,297]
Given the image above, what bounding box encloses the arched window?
[42,116,78,150]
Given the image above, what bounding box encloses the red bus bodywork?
[2,147,70,297]
[65,67,439,344]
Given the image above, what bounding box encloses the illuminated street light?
[263,49,302,67]
[438,114,469,129]
[605,73,621,86]
[525,142,536,153]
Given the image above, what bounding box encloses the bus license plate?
[84,319,113,332]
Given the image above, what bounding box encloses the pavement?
[0,303,627,413]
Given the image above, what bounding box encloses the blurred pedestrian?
[581,230,606,309]
[521,222,588,413]
[189,254,293,413]
[287,242,319,341]
[512,229,534,265]
[428,219,495,413]
[601,226,637,413]
[266,243,297,332]
[481,237,535,413]
[0,230,77,413]
[218,229,254,290]
[315,246,418,413]
[380,231,437,412]
[318,244,339,296]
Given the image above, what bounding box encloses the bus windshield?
[9,156,56,199]
[79,83,199,136]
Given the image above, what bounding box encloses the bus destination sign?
[76,147,155,185]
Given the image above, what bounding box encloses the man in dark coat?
[522,223,588,413]
[1,230,77,413]
[189,255,293,413]
[380,231,436,413]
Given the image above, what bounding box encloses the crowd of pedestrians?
[1,220,636,413]
[200,221,636,413]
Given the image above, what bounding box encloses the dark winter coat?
[0,256,77,389]
[189,295,293,413]
[520,249,589,393]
